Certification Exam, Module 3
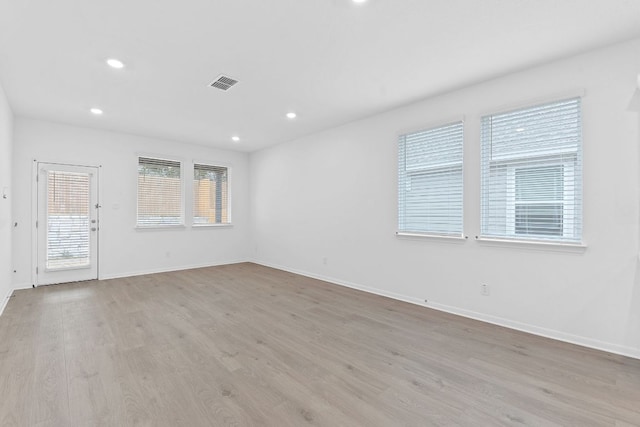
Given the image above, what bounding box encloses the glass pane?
[137,158,182,226]
[193,164,229,224]
[485,98,581,162]
[515,203,563,237]
[46,171,91,270]
[398,121,464,235]
[403,168,463,234]
[515,165,564,201]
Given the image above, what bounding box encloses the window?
[398,121,464,236]
[480,97,582,243]
[137,157,183,227]
[46,170,90,269]
[193,163,230,225]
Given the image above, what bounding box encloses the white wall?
[0,80,13,312]
[250,38,640,358]
[12,119,251,286]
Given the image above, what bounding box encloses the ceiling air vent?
[209,74,239,91]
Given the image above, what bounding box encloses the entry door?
[36,163,99,285]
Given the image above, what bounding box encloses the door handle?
[91,227,97,232]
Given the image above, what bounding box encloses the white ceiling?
[1,0,639,152]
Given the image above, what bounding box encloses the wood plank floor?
[0,262,639,426]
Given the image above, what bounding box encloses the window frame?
[480,96,583,245]
[397,120,465,238]
[192,160,232,227]
[136,155,185,229]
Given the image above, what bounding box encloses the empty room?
[1,0,640,425]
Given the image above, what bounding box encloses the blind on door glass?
[137,157,183,226]
[193,163,230,225]
[398,121,464,236]
[46,171,91,270]
[480,97,582,243]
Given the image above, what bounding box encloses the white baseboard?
[11,282,33,291]
[99,259,250,281]
[0,288,12,316]
[425,301,640,360]
[253,259,640,360]
[0,283,31,316]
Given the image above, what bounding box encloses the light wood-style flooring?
[0,263,639,426]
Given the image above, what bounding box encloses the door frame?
[31,160,102,287]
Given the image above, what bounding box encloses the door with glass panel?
[36,163,99,285]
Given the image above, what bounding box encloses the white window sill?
[475,236,587,253]
[135,224,186,231]
[396,231,468,242]
[192,223,233,229]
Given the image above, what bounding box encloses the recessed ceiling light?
[353,0,367,3]
[106,58,125,69]
[516,127,525,132]
[232,136,240,142]
[90,108,103,115]
[286,112,297,119]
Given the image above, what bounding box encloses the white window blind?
[137,157,183,226]
[46,171,90,269]
[398,121,464,236]
[193,163,230,225]
[480,97,582,243]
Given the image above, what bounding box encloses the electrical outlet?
[480,284,490,296]
[322,257,328,266]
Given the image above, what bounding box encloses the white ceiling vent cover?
[209,75,239,91]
